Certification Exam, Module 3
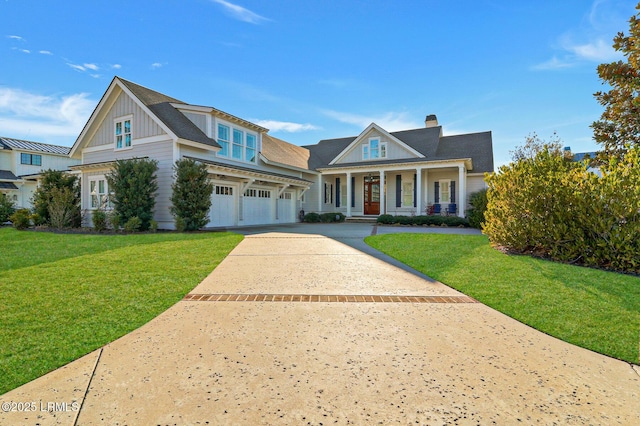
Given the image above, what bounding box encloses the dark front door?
[364,177,380,215]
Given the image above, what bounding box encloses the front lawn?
[0,228,242,395]
[366,233,640,364]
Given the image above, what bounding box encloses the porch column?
[416,167,422,215]
[318,176,323,212]
[379,170,385,215]
[346,171,352,217]
[458,165,466,218]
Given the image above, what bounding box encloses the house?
[565,146,601,176]
[0,137,80,209]
[70,77,493,229]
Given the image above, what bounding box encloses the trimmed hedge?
[303,212,346,223]
[377,214,469,227]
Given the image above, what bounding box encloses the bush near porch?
[377,214,469,227]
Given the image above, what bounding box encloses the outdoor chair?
[432,203,441,215]
[446,203,457,216]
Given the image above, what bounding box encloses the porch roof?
[185,157,313,187]
[0,182,18,190]
[316,156,472,172]
[0,170,19,181]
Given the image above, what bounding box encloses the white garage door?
[277,192,295,223]
[210,184,236,227]
[243,188,274,225]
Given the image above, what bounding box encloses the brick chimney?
[425,114,438,128]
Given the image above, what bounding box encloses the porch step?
[345,216,378,223]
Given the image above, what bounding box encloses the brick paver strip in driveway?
[1,232,639,425]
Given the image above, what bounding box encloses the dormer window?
[216,121,257,163]
[363,138,387,160]
[115,116,132,149]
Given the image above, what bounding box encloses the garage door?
[210,184,236,227]
[243,188,274,225]
[277,191,295,223]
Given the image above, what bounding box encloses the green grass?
[0,227,243,394]
[366,233,640,364]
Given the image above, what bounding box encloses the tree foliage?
[466,189,488,229]
[592,3,640,161]
[484,135,640,274]
[0,193,15,223]
[31,169,81,227]
[107,158,158,231]
[170,158,213,231]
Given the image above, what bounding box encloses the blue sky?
[0,0,635,167]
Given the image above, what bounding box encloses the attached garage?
[210,183,237,227]
[277,191,296,223]
[242,188,274,225]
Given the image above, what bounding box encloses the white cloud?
[210,0,269,24]
[151,62,165,69]
[39,50,53,55]
[561,37,621,62]
[67,63,86,72]
[322,109,422,132]
[252,120,319,132]
[0,87,94,141]
[83,63,99,71]
[7,35,25,41]
[532,56,575,71]
[111,64,122,69]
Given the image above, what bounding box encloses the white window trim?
[114,115,133,151]
[402,179,414,208]
[88,175,111,210]
[439,179,451,204]
[215,119,258,164]
[362,137,387,161]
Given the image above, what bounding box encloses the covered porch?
[316,159,472,219]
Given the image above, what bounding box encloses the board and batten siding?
[337,130,418,164]
[182,112,208,134]
[87,91,167,148]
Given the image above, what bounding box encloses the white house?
[70,77,494,229]
[0,137,80,209]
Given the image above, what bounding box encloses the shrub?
[467,189,488,229]
[107,158,158,231]
[149,219,158,233]
[31,169,81,227]
[123,216,142,233]
[170,158,214,231]
[175,217,187,232]
[92,209,108,232]
[48,187,79,229]
[395,215,413,225]
[303,212,320,223]
[0,193,15,223]
[319,212,345,223]
[10,209,31,230]
[377,214,394,224]
[30,213,45,226]
[109,212,121,232]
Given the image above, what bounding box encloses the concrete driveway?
[1,223,639,425]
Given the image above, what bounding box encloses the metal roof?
[0,137,72,155]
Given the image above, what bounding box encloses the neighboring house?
[70,77,494,229]
[565,146,601,176]
[0,137,80,209]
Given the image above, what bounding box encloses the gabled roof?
[0,137,71,155]
[117,78,219,148]
[261,134,310,170]
[306,127,493,173]
[0,170,19,181]
[328,123,424,165]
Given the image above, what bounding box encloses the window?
[216,122,257,163]
[246,134,256,162]
[89,177,110,209]
[324,183,333,204]
[115,117,132,149]
[215,185,233,195]
[362,138,387,160]
[217,124,230,156]
[341,184,347,207]
[440,180,450,204]
[232,129,243,160]
[20,153,42,166]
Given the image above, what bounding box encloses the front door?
[364,176,380,215]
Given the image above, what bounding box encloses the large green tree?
[31,169,81,227]
[170,158,213,231]
[592,3,640,161]
[107,158,158,231]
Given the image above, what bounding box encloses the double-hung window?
[363,138,387,160]
[217,124,230,156]
[232,129,243,160]
[246,134,256,162]
[115,117,132,149]
[89,177,110,209]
